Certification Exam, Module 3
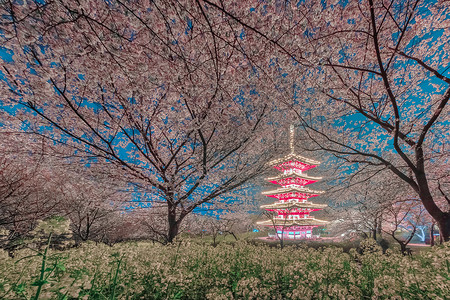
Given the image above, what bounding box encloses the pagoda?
[257,125,329,240]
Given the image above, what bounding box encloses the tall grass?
[0,239,448,299]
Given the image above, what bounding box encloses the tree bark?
[430,222,435,246]
[399,242,409,256]
[415,171,449,242]
[413,144,450,243]
[377,217,382,237]
[437,216,450,244]
[212,233,218,247]
[372,217,377,240]
[167,202,179,243]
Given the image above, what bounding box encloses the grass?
[0,236,447,299]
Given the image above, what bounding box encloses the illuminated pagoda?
[257,125,329,240]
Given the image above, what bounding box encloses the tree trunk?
[399,242,411,256]
[437,216,450,244]
[167,203,179,243]
[377,217,382,237]
[430,222,435,246]
[226,231,238,241]
[415,170,449,242]
[400,242,405,255]
[212,233,218,247]
[421,197,450,243]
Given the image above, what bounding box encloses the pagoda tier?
[269,153,320,172]
[257,218,329,227]
[272,225,318,239]
[267,172,322,186]
[262,186,324,200]
[272,210,319,216]
[261,201,328,211]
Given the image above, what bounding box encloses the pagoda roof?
[269,152,321,167]
[267,172,322,182]
[261,201,328,210]
[262,186,324,197]
[257,218,329,227]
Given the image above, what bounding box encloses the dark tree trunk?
[81,222,91,241]
[399,242,411,256]
[276,228,285,249]
[415,150,450,242]
[430,222,435,246]
[377,217,382,237]
[437,216,450,244]
[167,203,180,243]
[212,233,218,247]
[372,218,377,241]
[417,189,450,243]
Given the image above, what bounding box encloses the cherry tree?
[0,128,132,247]
[136,189,257,244]
[327,208,372,239]
[0,131,65,241]
[59,164,130,243]
[199,0,450,241]
[295,0,450,241]
[328,169,402,240]
[200,209,254,246]
[329,167,438,251]
[383,200,427,255]
[0,0,288,243]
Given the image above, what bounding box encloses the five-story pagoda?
[258,125,329,240]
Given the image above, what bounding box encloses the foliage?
[328,171,435,249]
[193,0,450,240]
[0,0,291,243]
[0,240,448,299]
[0,133,131,249]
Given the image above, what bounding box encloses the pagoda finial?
[289,124,295,153]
